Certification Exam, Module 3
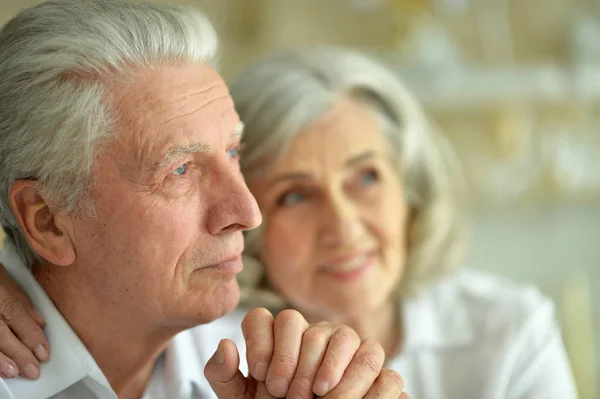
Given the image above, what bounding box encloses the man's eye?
[172,163,187,176]
[227,146,240,159]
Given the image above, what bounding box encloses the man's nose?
[206,164,262,236]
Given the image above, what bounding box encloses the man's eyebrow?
[230,121,244,141]
[149,142,211,172]
[148,122,245,173]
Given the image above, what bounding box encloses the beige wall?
[0,0,592,73]
[2,0,599,206]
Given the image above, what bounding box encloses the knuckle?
[273,350,299,369]
[270,353,299,378]
[331,325,359,346]
[277,308,299,320]
[246,341,272,361]
[358,353,382,376]
[242,307,272,330]
[302,326,330,345]
[276,309,308,328]
[12,347,37,365]
[382,369,405,391]
[361,339,385,357]
[291,368,315,390]
[322,351,343,371]
[357,341,384,375]
[0,320,9,335]
[0,299,22,323]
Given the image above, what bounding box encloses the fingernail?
[313,379,330,396]
[1,361,18,378]
[34,344,49,362]
[23,364,40,380]
[267,376,289,397]
[252,361,268,381]
[214,342,225,365]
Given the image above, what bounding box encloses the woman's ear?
[9,180,76,266]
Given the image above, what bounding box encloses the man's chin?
[186,278,241,325]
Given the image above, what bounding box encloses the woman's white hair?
[231,47,467,306]
[0,0,218,267]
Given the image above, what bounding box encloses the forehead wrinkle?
[160,80,222,107]
[159,86,231,127]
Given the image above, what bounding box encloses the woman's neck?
[301,299,403,359]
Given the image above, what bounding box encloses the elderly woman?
[0,47,577,398]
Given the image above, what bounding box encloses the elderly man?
[0,0,408,398]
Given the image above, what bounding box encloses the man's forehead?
[113,64,232,124]
[106,64,239,169]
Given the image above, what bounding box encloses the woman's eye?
[278,191,306,206]
[172,163,188,176]
[360,169,379,186]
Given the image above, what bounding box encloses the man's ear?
[9,180,76,266]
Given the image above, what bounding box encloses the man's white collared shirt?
[0,241,246,399]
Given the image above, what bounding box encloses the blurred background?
[1,0,599,397]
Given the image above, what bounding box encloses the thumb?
[204,339,253,399]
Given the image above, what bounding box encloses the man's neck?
[35,266,178,399]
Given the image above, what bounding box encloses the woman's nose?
[319,193,363,248]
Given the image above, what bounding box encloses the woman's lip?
[319,250,375,268]
[318,253,376,281]
[321,250,375,267]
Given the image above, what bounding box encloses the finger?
[362,369,406,399]
[0,266,45,327]
[0,352,19,379]
[285,324,332,399]
[0,297,49,363]
[29,308,46,328]
[323,339,385,398]
[255,381,277,399]
[312,325,361,396]
[400,393,412,399]
[242,308,274,382]
[265,309,308,397]
[204,339,252,399]
[0,320,40,380]
[0,268,49,363]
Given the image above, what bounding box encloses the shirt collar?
[401,271,474,351]
[162,329,207,398]
[158,313,250,399]
[0,239,116,399]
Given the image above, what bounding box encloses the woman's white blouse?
[193,269,577,399]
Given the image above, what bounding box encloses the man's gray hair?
[0,0,219,267]
[231,47,467,304]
